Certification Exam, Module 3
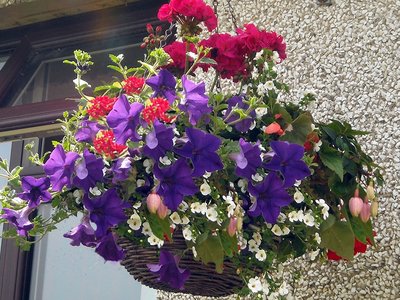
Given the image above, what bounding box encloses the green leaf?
[107,65,124,75]
[320,216,354,260]
[349,215,374,245]
[198,57,217,65]
[319,144,344,181]
[145,213,172,241]
[195,233,224,273]
[280,112,312,145]
[219,231,238,257]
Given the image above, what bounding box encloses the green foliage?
[319,144,344,181]
[195,232,225,273]
[280,112,313,145]
[146,212,172,241]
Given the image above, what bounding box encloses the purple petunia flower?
[75,120,104,143]
[232,138,262,180]
[83,189,129,238]
[174,127,223,177]
[179,76,212,125]
[18,176,51,208]
[153,158,198,211]
[43,145,80,192]
[264,141,311,187]
[95,231,125,262]
[143,121,174,162]
[248,172,292,224]
[146,69,177,104]
[106,94,144,144]
[73,149,104,192]
[224,95,256,132]
[147,250,190,290]
[111,157,132,184]
[1,206,34,237]
[63,216,97,247]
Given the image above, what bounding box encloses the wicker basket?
[118,231,243,297]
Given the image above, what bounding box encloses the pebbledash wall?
[159,0,400,299]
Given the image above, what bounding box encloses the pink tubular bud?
[146,192,161,214]
[360,200,371,223]
[227,217,238,237]
[349,196,363,217]
[157,201,168,219]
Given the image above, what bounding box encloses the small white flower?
[251,173,263,182]
[303,213,315,227]
[264,80,275,90]
[142,222,152,236]
[127,213,141,230]
[248,239,259,252]
[277,213,287,223]
[223,194,234,203]
[143,159,152,173]
[227,203,236,217]
[159,156,171,165]
[254,50,264,60]
[238,235,248,250]
[89,187,101,196]
[117,54,124,61]
[237,179,247,193]
[192,246,198,258]
[181,216,190,225]
[262,279,270,294]
[199,202,208,214]
[132,201,141,209]
[316,199,330,219]
[252,232,262,246]
[203,171,211,178]
[206,207,218,222]
[148,234,164,247]
[271,224,284,236]
[293,190,304,203]
[178,201,188,212]
[313,140,322,152]
[278,282,289,296]
[200,181,211,195]
[255,249,267,261]
[190,202,201,213]
[255,107,268,118]
[272,51,280,63]
[182,227,193,241]
[288,210,304,222]
[282,226,290,235]
[309,249,320,261]
[73,190,82,201]
[73,78,91,88]
[257,83,265,95]
[294,180,302,187]
[248,277,263,293]
[136,179,145,187]
[170,212,182,224]
[314,232,321,244]
[249,121,256,130]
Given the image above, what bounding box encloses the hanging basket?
[118,231,243,297]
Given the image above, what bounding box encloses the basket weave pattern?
[118,231,243,297]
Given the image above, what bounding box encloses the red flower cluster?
[122,76,145,95]
[327,238,373,261]
[158,0,217,32]
[87,96,117,119]
[141,97,173,124]
[93,130,127,159]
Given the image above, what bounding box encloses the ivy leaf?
[145,212,172,241]
[195,233,224,273]
[320,216,354,260]
[319,144,344,181]
[280,112,313,145]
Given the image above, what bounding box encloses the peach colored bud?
[354,188,359,198]
[227,217,238,237]
[236,216,243,232]
[264,122,283,135]
[360,201,371,223]
[366,182,375,200]
[371,201,378,218]
[157,201,168,219]
[349,196,363,217]
[146,192,161,214]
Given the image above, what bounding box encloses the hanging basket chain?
[226,0,238,30]
[160,22,176,48]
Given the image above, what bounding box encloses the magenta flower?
[248,172,292,224]
[146,69,177,104]
[153,158,198,211]
[18,176,51,208]
[63,216,97,247]
[73,149,104,192]
[106,94,144,144]
[264,141,311,187]
[175,127,223,177]
[1,206,34,237]
[232,138,262,180]
[143,121,174,161]
[83,189,129,237]
[95,231,125,262]
[179,76,211,125]
[147,250,190,290]
[43,145,80,192]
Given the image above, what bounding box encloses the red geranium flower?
[87,96,117,119]
[122,76,145,95]
[93,130,127,159]
[141,97,173,124]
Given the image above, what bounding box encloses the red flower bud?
[146,23,154,34]
[146,192,161,214]
[349,195,363,217]
[227,217,238,237]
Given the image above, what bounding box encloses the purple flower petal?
[73,149,104,192]
[95,232,125,262]
[1,206,34,237]
[75,120,104,143]
[63,216,97,247]
[232,138,262,180]
[143,121,174,161]
[224,96,256,132]
[18,176,51,208]
[146,69,177,104]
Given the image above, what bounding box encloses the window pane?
[0,56,9,71]
[13,44,145,106]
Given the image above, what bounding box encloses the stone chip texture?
[158,0,400,299]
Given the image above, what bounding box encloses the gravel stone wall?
[158,0,400,299]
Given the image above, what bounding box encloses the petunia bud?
[349,195,363,217]
[366,182,375,200]
[157,201,168,219]
[146,192,161,214]
[370,201,378,218]
[360,200,371,223]
[227,217,238,237]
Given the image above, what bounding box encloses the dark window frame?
[0,1,166,299]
